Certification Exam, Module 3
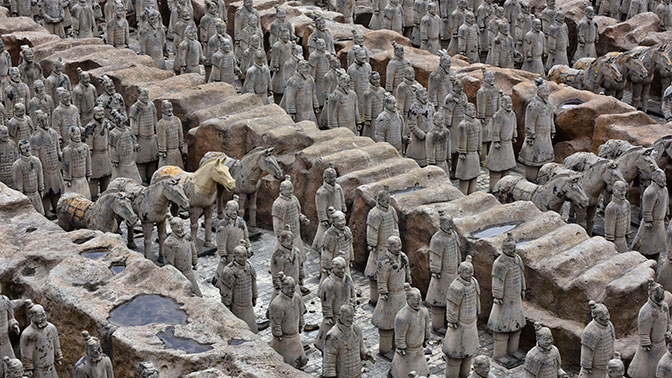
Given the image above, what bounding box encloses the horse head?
[259,147,284,180]
[563,175,589,209]
[637,148,660,179]
[112,191,138,225]
[211,157,236,192]
[601,161,626,193]
[654,45,672,76]
[603,61,624,84]
[627,54,649,80]
[164,178,191,209]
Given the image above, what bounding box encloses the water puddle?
[109,294,188,326]
[157,326,212,354]
[82,252,109,259]
[228,338,248,346]
[110,263,125,274]
[470,224,518,239]
[558,99,584,112]
[390,186,425,196]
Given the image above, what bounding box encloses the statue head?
[315,15,326,30]
[225,195,240,218]
[355,48,367,65]
[439,53,452,70]
[254,50,266,66]
[414,84,428,103]
[502,232,516,256]
[13,102,25,118]
[501,94,512,111]
[315,38,326,53]
[139,361,160,378]
[9,67,20,83]
[465,11,475,24]
[243,0,253,10]
[652,168,666,187]
[667,332,672,354]
[292,43,304,58]
[535,77,549,100]
[247,13,258,28]
[648,279,665,305]
[147,7,161,26]
[206,0,217,14]
[82,331,104,363]
[521,1,530,13]
[169,216,188,238]
[69,125,82,143]
[376,185,391,208]
[101,75,116,95]
[279,27,291,43]
[115,2,126,17]
[0,126,8,142]
[280,225,294,249]
[457,0,467,9]
[78,68,91,86]
[28,302,48,329]
[3,357,25,378]
[322,162,337,185]
[589,300,610,326]
[338,304,355,327]
[185,25,197,40]
[612,180,627,200]
[52,59,64,76]
[554,10,565,23]
[387,235,402,256]
[532,17,542,32]
[438,210,453,232]
[275,6,287,21]
[458,255,474,281]
[585,5,594,19]
[428,1,437,14]
[20,46,34,63]
[392,41,404,59]
[547,0,556,7]
[338,73,352,89]
[405,283,421,310]
[433,111,444,128]
[215,18,227,35]
[352,29,364,45]
[297,59,310,77]
[465,102,476,118]
[93,105,105,122]
[494,4,504,17]
[607,352,625,378]
[138,88,149,103]
[58,87,72,105]
[332,256,346,278]
[498,20,510,35]
[280,274,296,297]
[18,139,31,157]
[233,244,249,266]
[472,355,491,377]
[403,65,415,81]
[482,68,495,86]
[534,322,554,351]
[453,77,464,94]
[161,100,173,117]
[36,110,49,130]
[332,210,346,231]
[220,36,232,52]
[279,175,293,197]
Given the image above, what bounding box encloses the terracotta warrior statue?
[269,7,294,47]
[420,3,441,53]
[347,49,373,113]
[628,279,669,378]
[97,75,126,120]
[477,68,500,162]
[4,68,30,118]
[540,0,556,37]
[233,0,261,48]
[327,73,361,134]
[407,85,434,167]
[270,225,305,304]
[389,285,430,378]
[172,7,196,54]
[366,186,400,305]
[308,39,330,109]
[444,79,468,178]
[426,210,460,334]
[455,103,481,195]
[320,210,354,279]
[41,0,66,37]
[658,333,672,378]
[73,331,114,378]
[323,305,375,378]
[106,3,129,48]
[282,60,319,123]
[30,110,63,216]
[469,355,497,378]
[155,100,183,169]
[490,22,515,69]
[632,168,668,260]
[2,357,28,378]
[477,0,494,57]
[546,11,569,70]
[0,40,9,96]
[72,69,97,125]
[487,94,517,192]
[216,195,249,263]
[522,19,545,76]
[429,53,455,108]
[396,66,419,139]
[307,15,335,54]
[372,235,412,358]
[524,322,567,378]
[348,30,370,68]
[139,8,167,70]
[315,256,355,351]
[426,111,450,174]
[19,48,43,97]
[514,2,532,64]
[44,59,70,103]
[572,6,598,64]
[386,42,411,93]
[375,93,404,154]
[607,353,625,378]
[0,126,17,188]
[110,110,142,183]
[52,88,82,147]
[20,301,63,378]
[0,290,19,360]
[216,244,258,333]
[269,275,307,368]
[383,0,403,38]
[62,125,92,200]
[164,216,202,296]
[448,0,467,56]
[8,103,34,145]
[13,140,44,214]
[243,51,272,105]
[488,233,526,359]
[518,77,555,183]
[312,163,346,250]
[83,105,112,199]
[458,11,480,64]
[443,255,481,378]
[199,1,218,52]
[319,55,342,128]
[209,36,240,86]
[579,301,615,378]
[29,80,55,125]
[604,180,631,252]
[129,88,158,183]
[273,175,310,260]
[270,29,293,97]
[177,26,204,75]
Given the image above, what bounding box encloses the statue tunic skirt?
[136,135,159,164]
[442,318,478,358]
[455,151,480,180]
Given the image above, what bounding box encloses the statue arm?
[20,333,34,371]
[251,266,258,302]
[85,148,91,179]
[321,284,335,318]
[322,337,339,377]
[285,80,297,114]
[327,93,339,129]
[63,149,72,181]
[426,132,436,164]
[477,89,486,120]
[366,216,379,247]
[637,308,653,347]
[385,64,396,92]
[491,275,504,299]
[321,238,334,274]
[457,122,467,153]
[641,189,656,223]
[394,314,409,349]
[580,343,594,370]
[409,112,426,140]
[458,27,466,54]
[190,240,198,267]
[374,114,386,142]
[446,294,460,324]
[377,262,390,295]
[524,104,537,137]
[217,272,233,306]
[269,301,284,337]
[156,121,167,153]
[604,205,616,240]
[52,326,63,363]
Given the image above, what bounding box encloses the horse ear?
[265,147,275,155]
[570,176,579,183]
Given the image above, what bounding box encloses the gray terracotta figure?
[362,72,387,139]
[347,49,373,112]
[103,0,120,25]
[488,233,526,359]
[172,7,196,55]
[369,0,387,29]
[13,140,44,214]
[164,216,202,296]
[522,19,545,76]
[324,306,376,378]
[168,0,193,40]
[283,60,319,122]
[484,5,505,65]
[0,291,19,359]
[0,40,12,95]
[270,29,293,96]
[375,93,405,154]
[308,39,331,108]
[486,94,517,192]
[216,195,250,263]
[237,14,263,63]
[269,7,294,47]
[243,51,272,105]
[4,68,30,119]
[319,57,343,128]
[428,53,455,108]
[217,243,258,332]
[579,301,615,378]
[109,110,142,183]
[156,100,183,168]
[518,78,555,183]
[233,0,261,47]
[270,275,308,369]
[426,210,460,334]
[199,1,218,51]
[273,175,310,259]
[468,355,497,378]
[308,15,335,54]
[573,7,598,65]
[477,68,500,161]
[444,79,468,177]
[372,236,412,357]
[30,110,63,215]
[8,103,34,145]
[312,165,346,251]
[539,0,556,39]
[41,0,66,37]
[177,26,204,75]
[411,0,428,47]
[387,42,411,93]
[656,0,672,31]
[0,126,17,188]
[129,88,158,183]
[627,0,647,19]
[426,111,450,173]
[106,3,129,48]
[456,103,481,195]
[83,106,112,198]
[628,280,669,378]
[396,66,419,138]
[44,60,70,105]
[62,126,91,200]
[327,73,361,134]
[207,19,232,69]
[458,11,480,64]
[365,186,400,305]
[420,3,441,53]
[52,88,82,147]
[632,168,668,260]
[71,0,97,38]
[604,180,630,252]
[503,0,520,36]
[3,357,28,378]
[138,8,167,70]
[20,302,63,378]
[524,322,567,378]
[9,0,31,16]
[390,285,430,377]
[336,0,355,22]
[73,331,114,378]
[407,85,434,167]
[72,69,97,125]
[447,0,467,56]
[476,0,494,56]
[657,333,672,378]
[490,22,515,69]
[315,256,355,351]
[607,353,625,378]
[443,256,481,378]
[348,30,370,68]
[29,80,55,125]
[320,211,355,279]
[97,75,126,120]
[18,47,43,97]
[209,36,241,86]
[659,223,672,291]
[545,12,569,70]
[402,0,415,36]
[270,226,304,303]
[241,35,265,77]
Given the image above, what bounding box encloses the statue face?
[484,72,495,86]
[217,22,227,34]
[384,97,397,111]
[225,202,238,218]
[85,340,103,362]
[404,67,414,80]
[9,68,20,83]
[333,213,346,230]
[377,191,390,207]
[23,49,34,63]
[254,53,265,66]
[186,27,197,40]
[585,6,594,19]
[80,73,91,85]
[612,181,626,199]
[388,237,401,255]
[243,0,253,10]
[280,29,290,42]
[502,96,512,111]
[31,308,48,328]
[473,361,490,377]
[280,233,294,250]
[440,216,453,232]
[339,74,351,89]
[316,18,325,30]
[38,114,49,130]
[233,247,247,265]
[248,15,258,27]
[537,332,553,350]
[339,306,355,326]
[593,309,610,326]
[115,6,125,17]
[70,127,82,143]
[533,18,542,31]
[14,104,25,117]
[355,49,367,64]
[61,90,72,105]
[499,22,510,35]
[537,83,550,100]
[281,278,295,297]
[0,127,8,142]
[139,90,149,102]
[324,169,337,185]
[332,259,346,277]
[394,45,404,59]
[316,39,326,52]
[277,9,286,20]
[104,81,116,95]
[465,12,475,24]
[221,39,232,52]
[653,170,666,187]
[555,11,564,23]
[354,33,364,45]
[607,364,624,378]
[651,285,665,304]
[407,291,421,310]
[172,219,187,237]
[161,101,173,116]
[93,107,105,121]
[53,61,63,74]
[416,88,428,103]
[458,0,467,9]
[280,181,293,197]
[439,55,451,70]
[458,264,473,281]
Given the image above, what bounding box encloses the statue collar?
[20,154,31,162]
[279,193,292,201]
[458,276,472,286]
[322,182,335,191]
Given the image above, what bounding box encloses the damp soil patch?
[109,294,188,326]
[470,223,520,239]
[157,326,212,354]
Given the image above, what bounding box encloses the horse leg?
[216,185,225,219]
[189,207,202,242]
[237,193,248,223]
[642,83,651,113]
[203,205,215,248]
[157,220,167,264]
[586,205,597,236]
[248,190,258,228]
[142,222,154,260]
[127,220,137,249]
[632,83,642,109]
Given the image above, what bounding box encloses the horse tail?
[493,175,524,203]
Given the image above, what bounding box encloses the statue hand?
[55,357,63,366]
[494,142,501,149]
[645,221,653,228]
[551,132,555,139]
[380,293,389,301]
[159,151,167,158]
[432,272,441,278]
[512,138,517,144]
[527,138,534,146]
[252,297,257,306]
[11,323,19,335]
[289,113,296,121]
[367,244,375,253]
[493,298,503,305]
[447,322,458,329]
[365,351,376,363]
[644,345,651,351]
[321,220,330,227]
[112,162,118,167]
[325,317,334,326]
[521,290,526,300]
[396,348,406,356]
[459,153,466,160]
[65,180,71,187]
[25,371,33,378]
[275,335,283,341]
[300,214,310,225]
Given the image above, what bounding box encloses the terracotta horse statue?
[106,177,190,261]
[547,56,623,93]
[206,147,284,228]
[599,52,648,100]
[537,158,625,235]
[151,152,236,249]
[627,44,672,113]
[651,135,672,170]
[494,173,589,213]
[56,191,137,233]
